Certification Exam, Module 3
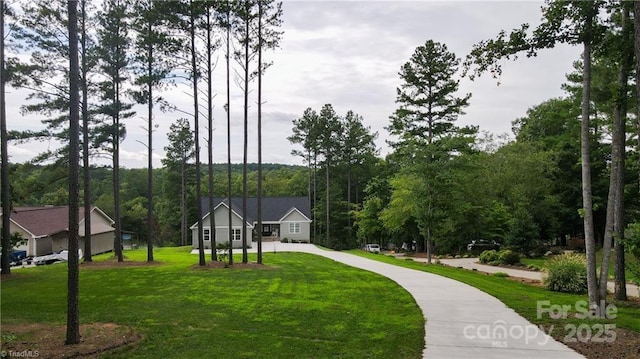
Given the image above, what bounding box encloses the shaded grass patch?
[1,248,424,359]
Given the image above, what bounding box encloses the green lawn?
[1,247,424,358]
[349,251,640,335]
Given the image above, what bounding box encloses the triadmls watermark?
[1,350,40,358]
[462,300,617,348]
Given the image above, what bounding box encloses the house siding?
[86,232,114,255]
[193,226,249,249]
[80,209,115,237]
[35,237,53,256]
[192,204,251,249]
[280,210,311,242]
[10,222,32,255]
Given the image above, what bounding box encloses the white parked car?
[364,244,380,253]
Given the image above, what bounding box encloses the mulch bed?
[190,261,276,270]
[0,323,141,358]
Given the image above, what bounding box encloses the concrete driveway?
[243,242,585,359]
[434,257,639,298]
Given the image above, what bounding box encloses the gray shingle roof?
[200,197,311,223]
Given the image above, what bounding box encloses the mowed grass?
[1,247,424,358]
[349,251,640,334]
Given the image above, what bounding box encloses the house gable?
[80,207,116,236]
[279,208,312,223]
[191,202,253,230]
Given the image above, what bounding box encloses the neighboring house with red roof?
[3,206,115,257]
[191,197,312,249]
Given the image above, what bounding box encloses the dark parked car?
[9,250,28,266]
[466,239,500,253]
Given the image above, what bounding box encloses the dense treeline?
[8,162,306,246]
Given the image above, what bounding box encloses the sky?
[5,0,583,168]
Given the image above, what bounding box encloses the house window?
[289,222,300,234]
[203,229,210,241]
[232,228,241,241]
[262,225,270,233]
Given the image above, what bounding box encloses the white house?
[191,197,312,249]
[4,206,115,256]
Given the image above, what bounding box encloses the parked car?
[33,249,83,266]
[364,244,380,253]
[9,250,28,266]
[466,239,500,252]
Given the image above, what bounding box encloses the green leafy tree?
[162,119,195,247]
[255,0,283,264]
[288,107,322,242]
[464,0,611,312]
[131,0,181,262]
[231,0,259,263]
[79,0,98,262]
[94,0,134,262]
[202,1,222,262]
[598,3,635,300]
[380,173,422,248]
[354,169,393,248]
[387,39,474,262]
[317,104,343,247]
[339,111,378,244]
[187,0,206,266]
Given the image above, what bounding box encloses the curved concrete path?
[204,243,584,358]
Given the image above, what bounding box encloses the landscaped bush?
[626,261,640,288]
[543,253,588,294]
[479,250,499,264]
[549,246,565,255]
[492,272,509,278]
[497,249,520,265]
[281,237,289,243]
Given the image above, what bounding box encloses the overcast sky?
[6,0,582,168]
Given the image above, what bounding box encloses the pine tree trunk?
[426,201,432,264]
[206,9,216,262]
[326,160,330,248]
[81,0,92,262]
[241,0,250,264]
[181,158,186,246]
[1,0,12,276]
[257,0,264,265]
[226,0,233,265]
[146,20,154,262]
[66,0,81,344]
[635,0,640,194]
[190,1,205,267]
[113,72,122,263]
[347,161,351,245]
[313,153,317,244]
[580,7,599,311]
[614,3,633,301]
